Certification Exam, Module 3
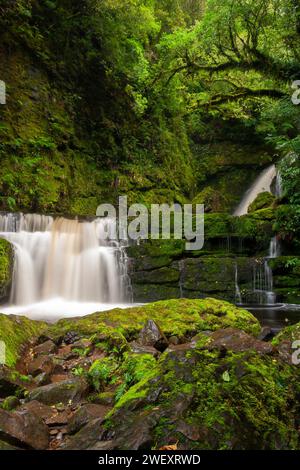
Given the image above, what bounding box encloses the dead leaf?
[159,444,178,450]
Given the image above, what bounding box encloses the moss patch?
[0,314,47,367]
[47,298,260,342]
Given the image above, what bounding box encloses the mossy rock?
[248,192,275,213]
[0,239,13,300]
[192,187,228,213]
[182,257,236,294]
[104,345,300,450]
[272,321,300,347]
[0,314,47,367]
[47,299,260,343]
[132,284,181,303]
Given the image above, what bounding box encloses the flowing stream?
[0,213,133,321]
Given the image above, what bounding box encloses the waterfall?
[0,213,132,319]
[235,263,242,304]
[233,164,283,305]
[269,236,281,259]
[233,164,277,216]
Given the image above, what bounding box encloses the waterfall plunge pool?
[0,299,140,323]
[239,303,300,332]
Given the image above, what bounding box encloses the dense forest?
[0,0,299,216]
[0,0,300,455]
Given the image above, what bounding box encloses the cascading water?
[233,164,277,216]
[235,263,242,304]
[233,164,283,305]
[0,213,133,320]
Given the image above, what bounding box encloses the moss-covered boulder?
[100,341,300,450]
[248,192,275,213]
[55,323,299,450]
[47,299,260,343]
[0,314,47,367]
[0,239,13,301]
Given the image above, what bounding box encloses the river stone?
[28,355,54,377]
[33,339,57,356]
[0,408,49,449]
[67,404,109,435]
[27,377,88,405]
[60,418,105,450]
[136,320,168,352]
[206,328,274,355]
[17,400,54,420]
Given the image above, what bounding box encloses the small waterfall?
[253,259,276,305]
[275,171,283,198]
[252,236,281,305]
[233,164,277,216]
[0,213,132,312]
[235,263,242,304]
[269,236,281,259]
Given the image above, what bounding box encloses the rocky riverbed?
[0,298,299,450]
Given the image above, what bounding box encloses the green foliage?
[88,357,119,392]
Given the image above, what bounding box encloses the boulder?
[0,408,49,449]
[17,400,54,421]
[205,328,274,355]
[67,404,109,435]
[60,418,105,450]
[137,320,168,352]
[28,355,54,377]
[101,340,299,450]
[27,378,88,406]
[33,340,57,357]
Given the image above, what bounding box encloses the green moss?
[248,192,275,213]
[105,346,300,449]
[272,322,300,346]
[0,314,47,367]
[47,298,260,343]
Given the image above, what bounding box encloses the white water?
[233,164,277,216]
[0,213,133,321]
[235,263,242,304]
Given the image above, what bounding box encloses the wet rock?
[0,408,49,449]
[206,328,274,355]
[46,410,70,426]
[276,340,294,364]
[63,331,81,345]
[0,366,25,398]
[71,339,92,351]
[137,320,168,352]
[165,343,196,353]
[33,340,57,357]
[67,404,109,435]
[60,418,105,450]
[28,355,54,377]
[27,378,89,406]
[130,341,160,357]
[17,400,54,421]
[34,372,51,386]
[258,327,276,342]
